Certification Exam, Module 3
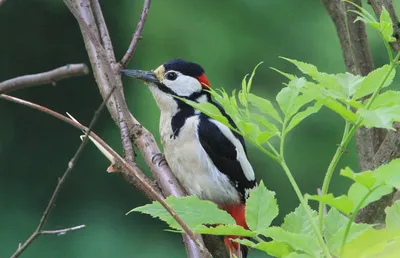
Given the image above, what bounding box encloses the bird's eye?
[165,72,178,81]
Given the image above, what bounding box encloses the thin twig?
[8,88,115,258]
[0,64,89,94]
[119,0,152,68]
[40,225,86,235]
[1,94,209,256]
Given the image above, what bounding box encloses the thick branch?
[119,0,151,68]
[322,0,399,225]
[63,1,215,256]
[0,64,89,94]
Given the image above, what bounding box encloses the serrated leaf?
[370,90,400,109]
[281,57,318,77]
[307,194,354,215]
[341,229,400,258]
[250,113,280,135]
[276,83,301,116]
[348,183,393,211]
[285,102,322,133]
[386,201,400,230]
[379,8,396,43]
[247,61,263,92]
[233,238,294,257]
[260,227,322,257]
[129,196,235,230]
[286,93,314,119]
[327,222,371,255]
[373,158,400,189]
[281,204,318,237]
[324,208,349,242]
[192,224,254,237]
[359,106,400,130]
[353,65,396,100]
[177,98,230,126]
[248,93,282,123]
[245,181,278,231]
[313,72,347,99]
[270,67,296,80]
[236,119,260,139]
[256,131,274,145]
[340,167,376,189]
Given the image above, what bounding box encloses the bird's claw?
[151,153,167,167]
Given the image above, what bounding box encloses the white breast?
[159,112,240,204]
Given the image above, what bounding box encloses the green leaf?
[307,194,354,215]
[177,98,230,126]
[340,167,376,189]
[233,239,294,257]
[128,196,235,230]
[260,227,322,257]
[324,208,349,243]
[281,57,318,77]
[248,93,282,123]
[335,72,364,98]
[359,106,400,130]
[327,222,371,255]
[192,224,254,237]
[276,81,301,116]
[379,8,396,43]
[247,61,263,92]
[370,90,400,109]
[270,67,296,80]
[373,158,400,189]
[341,229,400,258]
[250,113,280,135]
[245,181,278,231]
[284,253,313,258]
[353,65,396,100]
[256,131,274,145]
[281,204,318,237]
[386,201,400,230]
[286,93,314,119]
[236,119,260,140]
[285,102,322,133]
[348,183,393,211]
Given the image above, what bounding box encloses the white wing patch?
[210,119,255,181]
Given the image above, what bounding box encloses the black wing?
[197,113,256,200]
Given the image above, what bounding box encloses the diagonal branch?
[0,64,89,94]
[1,93,209,256]
[8,87,115,258]
[119,0,151,68]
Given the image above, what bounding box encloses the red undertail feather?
[221,203,249,258]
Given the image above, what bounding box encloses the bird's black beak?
[120,69,159,83]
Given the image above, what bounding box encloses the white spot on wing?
[210,119,255,181]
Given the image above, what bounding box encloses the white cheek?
[163,76,202,96]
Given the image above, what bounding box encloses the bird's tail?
[222,203,249,258]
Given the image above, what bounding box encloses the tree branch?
[62,1,218,256]
[8,87,115,258]
[119,0,151,68]
[369,0,400,52]
[0,64,89,94]
[1,93,209,256]
[321,0,399,225]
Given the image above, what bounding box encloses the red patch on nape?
[196,73,211,89]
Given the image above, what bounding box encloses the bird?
[121,59,257,258]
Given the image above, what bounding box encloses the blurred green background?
[1,0,399,257]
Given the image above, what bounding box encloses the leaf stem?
[279,160,332,258]
[317,51,400,234]
[339,186,382,257]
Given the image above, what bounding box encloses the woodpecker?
[121,59,257,258]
